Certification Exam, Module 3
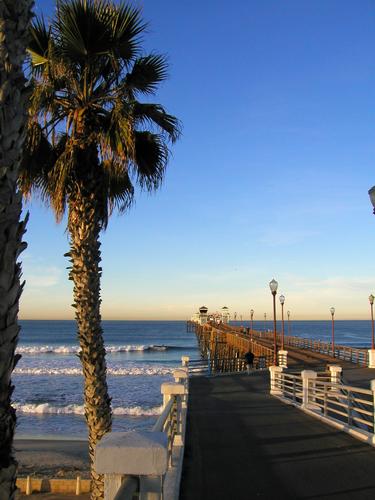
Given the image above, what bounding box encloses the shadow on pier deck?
[179,371,375,500]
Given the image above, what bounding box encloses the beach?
[15,438,89,479]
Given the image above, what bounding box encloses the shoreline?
[15,435,87,442]
[15,438,89,479]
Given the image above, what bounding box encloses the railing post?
[348,390,353,426]
[173,369,189,408]
[368,350,375,368]
[301,370,319,411]
[181,356,190,368]
[75,475,81,495]
[269,366,283,395]
[26,476,31,496]
[161,382,185,445]
[371,379,375,433]
[277,350,288,368]
[323,383,328,416]
[329,365,342,387]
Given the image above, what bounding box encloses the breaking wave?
[13,402,162,416]
[13,366,173,376]
[17,344,189,355]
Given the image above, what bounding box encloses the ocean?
[14,319,374,438]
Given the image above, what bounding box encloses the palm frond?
[55,0,110,61]
[106,2,145,62]
[133,102,181,142]
[125,55,168,94]
[102,160,134,215]
[46,146,75,221]
[19,122,55,196]
[28,16,51,73]
[133,131,168,191]
[97,100,134,165]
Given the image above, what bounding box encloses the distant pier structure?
[221,306,230,324]
[187,305,230,332]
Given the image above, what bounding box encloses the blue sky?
[21,0,375,320]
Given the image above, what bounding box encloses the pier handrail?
[152,397,175,433]
[95,357,189,500]
[271,368,375,444]
[251,330,369,366]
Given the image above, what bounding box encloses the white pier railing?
[95,357,189,500]
[269,366,375,445]
[253,331,370,366]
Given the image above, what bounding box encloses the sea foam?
[17,344,161,355]
[13,366,173,376]
[13,402,162,416]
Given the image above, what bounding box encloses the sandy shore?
[14,438,90,479]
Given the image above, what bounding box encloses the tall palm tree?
[0,1,33,498]
[20,1,180,497]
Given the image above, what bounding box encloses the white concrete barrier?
[301,370,319,411]
[95,358,190,500]
[269,366,283,395]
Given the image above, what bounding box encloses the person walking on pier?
[244,350,254,374]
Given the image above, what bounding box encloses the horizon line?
[18,317,374,321]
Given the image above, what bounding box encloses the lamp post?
[279,295,285,350]
[250,309,254,340]
[264,313,267,333]
[287,310,291,335]
[330,307,335,357]
[269,279,278,365]
[368,186,375,214]
[369,294,375,350]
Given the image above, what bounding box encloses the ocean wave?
[13,366,173,376]
[16,344,191,355]
[13,402,162,416]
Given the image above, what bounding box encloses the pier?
[187,320,370,372]
[179,321,375,500]
[179,371,375,500]
[92,320,375,499]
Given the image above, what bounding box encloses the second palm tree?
[21,1,180,497]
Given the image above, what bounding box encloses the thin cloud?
[24,266,62,288]
[258,228,319,246]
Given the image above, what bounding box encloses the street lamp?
[250,309,254,340]
[269,278,278,365]
[330,307,335,357]
[287,310,291,336]
[264,312,267,332]
[369,186,375,214]
[369,294,375,350]
[279,294,285,350]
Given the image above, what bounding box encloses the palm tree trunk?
[68,179,112,500]
[0,1,33,498]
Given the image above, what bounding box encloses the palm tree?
[20,1,180,497]
[0,1,33,498]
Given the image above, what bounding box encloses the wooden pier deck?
[179,371,375,500]
[189,321,370,374]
